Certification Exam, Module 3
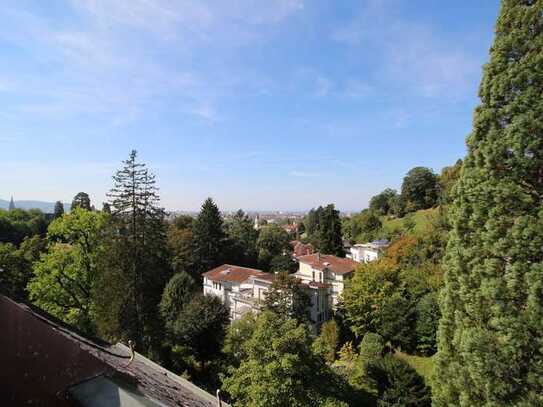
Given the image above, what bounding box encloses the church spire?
[8,196,15,211]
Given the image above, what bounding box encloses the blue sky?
[0,0,499,211]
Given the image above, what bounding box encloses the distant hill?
[0,199,71,213]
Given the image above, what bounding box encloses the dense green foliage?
[0,236,44,298]
[159,271,197,331]
[172,294,229,364]
[400,167,439,213]
[28,208,107,334]
[225,210,259,268]
[223,312,257,368]
[313,319,339,364]
[359,332,385,363]
[367,355,431,407]
[369,189,399,216]
[305,204,344,256]
[434,1,543,405]
[344,209,383,243]
[167,219,194,274]
[342,218,447,356]
[0,208,48,245]
[222,312,349,407]
[256,224,290,270]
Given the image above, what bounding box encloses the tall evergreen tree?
[435,2,543,405]
[318,204,344,257]
[71,192,91,211]
[53,201,64,219]
[192,198,226,275]
[96,150,170,352]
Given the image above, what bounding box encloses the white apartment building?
[348,239,390,263]
[203,263,329,332]
[293,253,358,307]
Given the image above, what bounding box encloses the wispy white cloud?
[332,0,479,98]
[0,1,304,124]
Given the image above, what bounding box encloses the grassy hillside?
[394,351,435,384]
[380,207,439,237]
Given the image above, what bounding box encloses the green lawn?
[381,207,439,237]
[393,351,435,384]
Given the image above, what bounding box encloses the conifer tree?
[101,202,111,214]
[53,201,64,219]
[71,192,91,211]
[96,150,170,352]
[192,198,226,275]
[318,204,344,257]
[435,1,543,405]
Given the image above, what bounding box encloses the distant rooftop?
[297,253,358,275]
[203,264,268,283]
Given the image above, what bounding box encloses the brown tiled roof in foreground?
[0,294,225,406]
[203,264,268,283]
[297,253,358,275]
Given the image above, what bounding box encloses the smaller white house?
[348,239,389,263]
[294,253,358,308]
[203,264,269,320]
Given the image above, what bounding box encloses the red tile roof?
[203,264,268,283]
[290,240,314,257]
[297,253,358,275]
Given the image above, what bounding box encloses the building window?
[312,270,315,281]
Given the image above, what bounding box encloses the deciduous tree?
[28,208,107,334]
[369,189,398,215]
[400,167,438,213]
[172,294,229,364]
[222,312,347,407]
[256,224,289,270]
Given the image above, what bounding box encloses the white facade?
[348,240,389,263]
[203,265,328,333]
[294,258,353,307]
[203,274,264,320]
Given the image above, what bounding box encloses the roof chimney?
[317,252,320,262]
